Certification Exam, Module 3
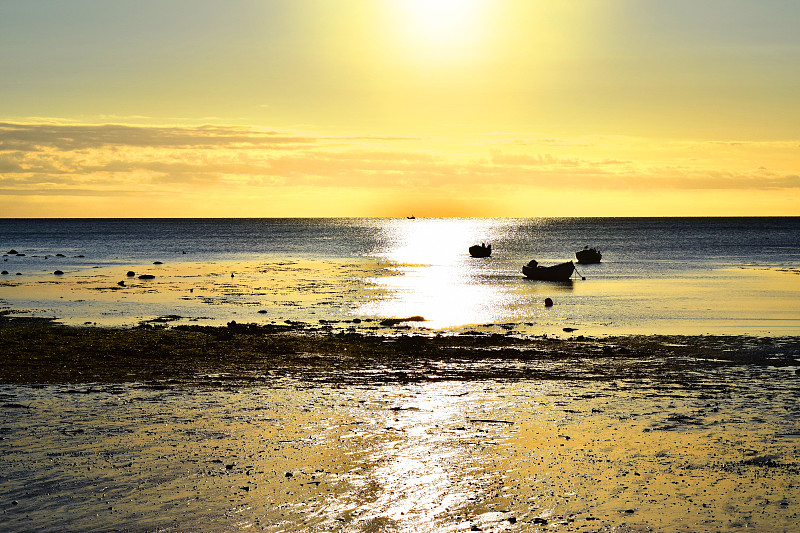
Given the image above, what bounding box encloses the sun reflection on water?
[362,218,522,328]
[337,381,497,532]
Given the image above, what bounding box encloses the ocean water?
[1,217,799,336]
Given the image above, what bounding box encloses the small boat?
[469,243,491,257]
[522,260,575,281]
[576,247,602,264]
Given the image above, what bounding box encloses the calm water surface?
[1,217,798,336]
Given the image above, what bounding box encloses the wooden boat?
[576,247,602,264]
[469,243,491,257]
[522,260,575,281]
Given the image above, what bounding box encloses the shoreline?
[2,315,798,386]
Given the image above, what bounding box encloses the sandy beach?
[1,322,798,532]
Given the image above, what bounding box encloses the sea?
[1,217,799,336]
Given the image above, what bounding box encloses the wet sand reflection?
[2,363,798,532]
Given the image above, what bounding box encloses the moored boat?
[576,247,602,264]
[522,260,575,281]
[469,243,491,257]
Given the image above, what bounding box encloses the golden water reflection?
[361,218,525,329]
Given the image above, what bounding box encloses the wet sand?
[2,256,798,336]
[1,322,799,532]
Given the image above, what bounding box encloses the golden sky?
[1,0,798,217]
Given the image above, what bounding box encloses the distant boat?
[575,246,602,264]
[407,215,415,219]
[469,243,491,257]
[522,260,575,281]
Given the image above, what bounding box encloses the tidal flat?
[0,322,799,532]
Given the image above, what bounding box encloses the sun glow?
[388,0,490,60]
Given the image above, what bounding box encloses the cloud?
[0,122,319,151]
[1,121,798,213]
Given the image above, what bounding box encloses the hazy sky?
[1,0,798,217]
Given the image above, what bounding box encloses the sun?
[389,0,489,59]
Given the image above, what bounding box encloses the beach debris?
[126,271,135,277]
[138,274,155,280]
[231,273,235,277]
[53,270,64,275]
[380,316,425,326]
[533,517,548,525]
[544,297,553,307]
[470,419,514,425]
[257,309,267,314]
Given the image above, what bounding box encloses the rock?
[138,274,155,280]
[257,310,267,314]
[380,316,425,326]
[7,249,17,254]
[533,517,548,525]
[53,270,64,275]
[544,297,553,307]
[117,281,126,287]
[284,471,293,478]
[352,318,361,323]
[508,517,517,524]
[563,327,578,332]
[153,261,163,265]
[1,271,7,275]
[55,253,65,257]
[16,253,25,256]
[126,271,135,277]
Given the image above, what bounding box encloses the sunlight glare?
[389,0,489,60]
